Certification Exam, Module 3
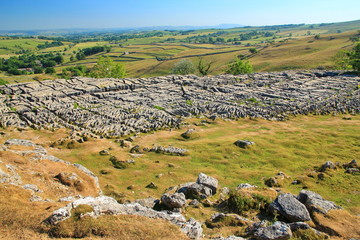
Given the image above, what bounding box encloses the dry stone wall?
[1,71,359,137]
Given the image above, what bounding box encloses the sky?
[0,0,360,30]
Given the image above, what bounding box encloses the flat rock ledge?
[45,195,203,239]
[0,71,359,138]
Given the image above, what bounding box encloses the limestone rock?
[269,193,311,222]
[196,172,218,194]
[234,140,255,148]
[161,193,187,209]
[319,161,336,172]
[178,182,213,199]
[297,190,342,214]
[45,195,202,239]
[237,183,257,189]
[180,217,203,240]
[254,221,292,240]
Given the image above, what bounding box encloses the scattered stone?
[237,183,257,189]
[254,221,292,240]
[130,145,142,154]
[99,150,109,156]
[269,193,311,222]
[149,145,188,156]
[161,193,187,209]
[234,140,255,148]
[181,129,199,139]
[146,182,158,189]
[345,168,359,174]
[119,140,132,148]
[343,159,358,169]
[319,161,336,172]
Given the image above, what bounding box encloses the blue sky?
[1,0,360,30]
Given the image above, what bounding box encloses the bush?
[333,50,352,70]
[171,59,195,75]
[197,57,212,76]
[226,58,253,75]
[226,190,271,215]
[45,67,56,74]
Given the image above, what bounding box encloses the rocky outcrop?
[45,195,203,239]
[1,139,101,195]
[0,139,101,200]
[1,71,359,138]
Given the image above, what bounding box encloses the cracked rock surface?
[0,71,359,137]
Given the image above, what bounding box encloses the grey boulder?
[161,192,187,209]
[269,193,311,222]
[196,172,218,194]
[297,190,342,214]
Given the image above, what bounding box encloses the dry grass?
[0,185,188,240]
[312,210,360,238]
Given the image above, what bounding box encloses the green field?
[0,19,359,83]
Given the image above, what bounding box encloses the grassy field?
[2,114,359,215]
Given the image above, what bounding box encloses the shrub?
[349,43,360,72]
[197,57,212,76]
[226,58,253,75]
[45,67,56,74]
[249,48,258,54]
[226,190,271,215]
[333,50,352,70]
[171,59,195,75]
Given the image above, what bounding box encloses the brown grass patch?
[312,210,360,238]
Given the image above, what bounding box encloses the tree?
[197,57,213,76]
[171,59,195,75]
[76,52,85,60]
[249,48,258,54]
[226,58,253,75]
[349,43,360,72]
[45,67,55,74]
[89,56,126,78]
[33,66,43,74]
